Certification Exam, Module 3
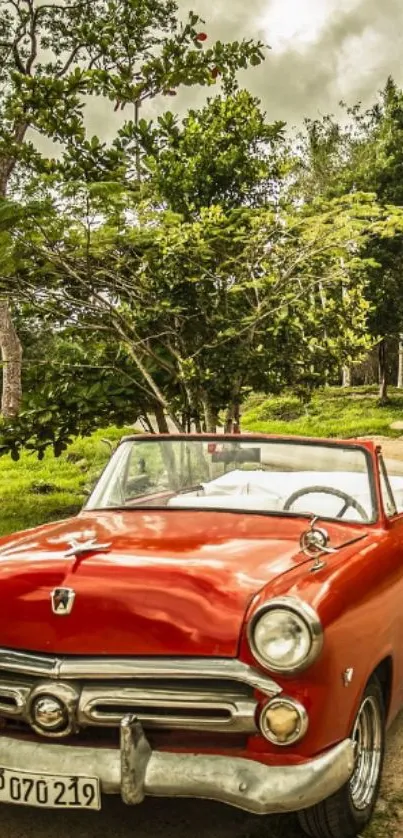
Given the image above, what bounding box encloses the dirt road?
[0,791,301,838]
[0,712,402,838]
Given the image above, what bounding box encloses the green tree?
[1,186,394,451]
[0,0,266,417]
[1,84,288,443]
[295,79,403,400]
[137,89,287,215]
[347,79,403,399]
[0,322,162,461]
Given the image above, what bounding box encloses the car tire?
[297,676,385,838]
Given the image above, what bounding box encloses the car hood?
[0,510,365,656]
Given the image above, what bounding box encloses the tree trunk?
[154,404,170,434]
[342,366,352,387]
[225,400,241,433]
[134,101,141,181]
[139,413,154,433]
[224,403,234,434]
[0,301,22,418]
[0,125,28,197]
[398,335,403,388]
[0,134,28,420]
[194,415,202,434]
[123,340,182,432]
[378,339,388,403]
[233,401,240,434]
[203,398,218,434]
[224,378,242,434]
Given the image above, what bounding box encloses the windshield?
[86,437,376,523]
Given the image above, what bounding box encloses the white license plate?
[0,767,101,809]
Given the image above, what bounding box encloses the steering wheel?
[283,485,368,521]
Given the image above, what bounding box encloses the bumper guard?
[0,717,355,815]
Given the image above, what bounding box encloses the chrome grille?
[0,682,30,716]
[0,649,281,737]
[78,681,256,733]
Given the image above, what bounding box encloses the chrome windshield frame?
[84,435,379,526]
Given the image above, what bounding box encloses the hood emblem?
[300,516,337,570]
[64,537,111,558]
[51,588,76,616]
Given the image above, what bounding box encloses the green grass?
[2,386,403,538]
[242,386,403,439]
[0,425,133,537]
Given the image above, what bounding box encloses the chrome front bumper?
[0,717,355,815]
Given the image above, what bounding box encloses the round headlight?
[249,597,323,673]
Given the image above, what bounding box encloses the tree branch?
[25,0,38,74]
[57,44,82,77]
[10,229,183,428]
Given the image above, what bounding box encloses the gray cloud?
[177,0,269,39]
[33,0,403,153]
[175,0,403,127]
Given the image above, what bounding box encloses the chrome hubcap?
[349,695,382,810]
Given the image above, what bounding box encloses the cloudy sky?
[174,0,403,127]
[77,0,403,143]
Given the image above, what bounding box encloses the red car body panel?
[0,510,367,657]
[0,434,402,768]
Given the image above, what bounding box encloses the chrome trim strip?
[0,678,258,734]
[0,649,281,697]
[0,684,30,716]
[79,686,257,733]
[0,720,355,815]
[0,650,56,678]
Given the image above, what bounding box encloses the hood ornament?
[64,537,112,558]
[51,588,76,616]
[300,517,337,571]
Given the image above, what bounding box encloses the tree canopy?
[1,5,403,454]
[0,0,265,421]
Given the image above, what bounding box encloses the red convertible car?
[0,433,402,837]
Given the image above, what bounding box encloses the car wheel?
[298,676,385,838]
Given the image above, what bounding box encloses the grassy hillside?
[0,426,132,538]
[2,387,403,537]
[242,386,403,438]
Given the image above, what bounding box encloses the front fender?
[238,534,401,759]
